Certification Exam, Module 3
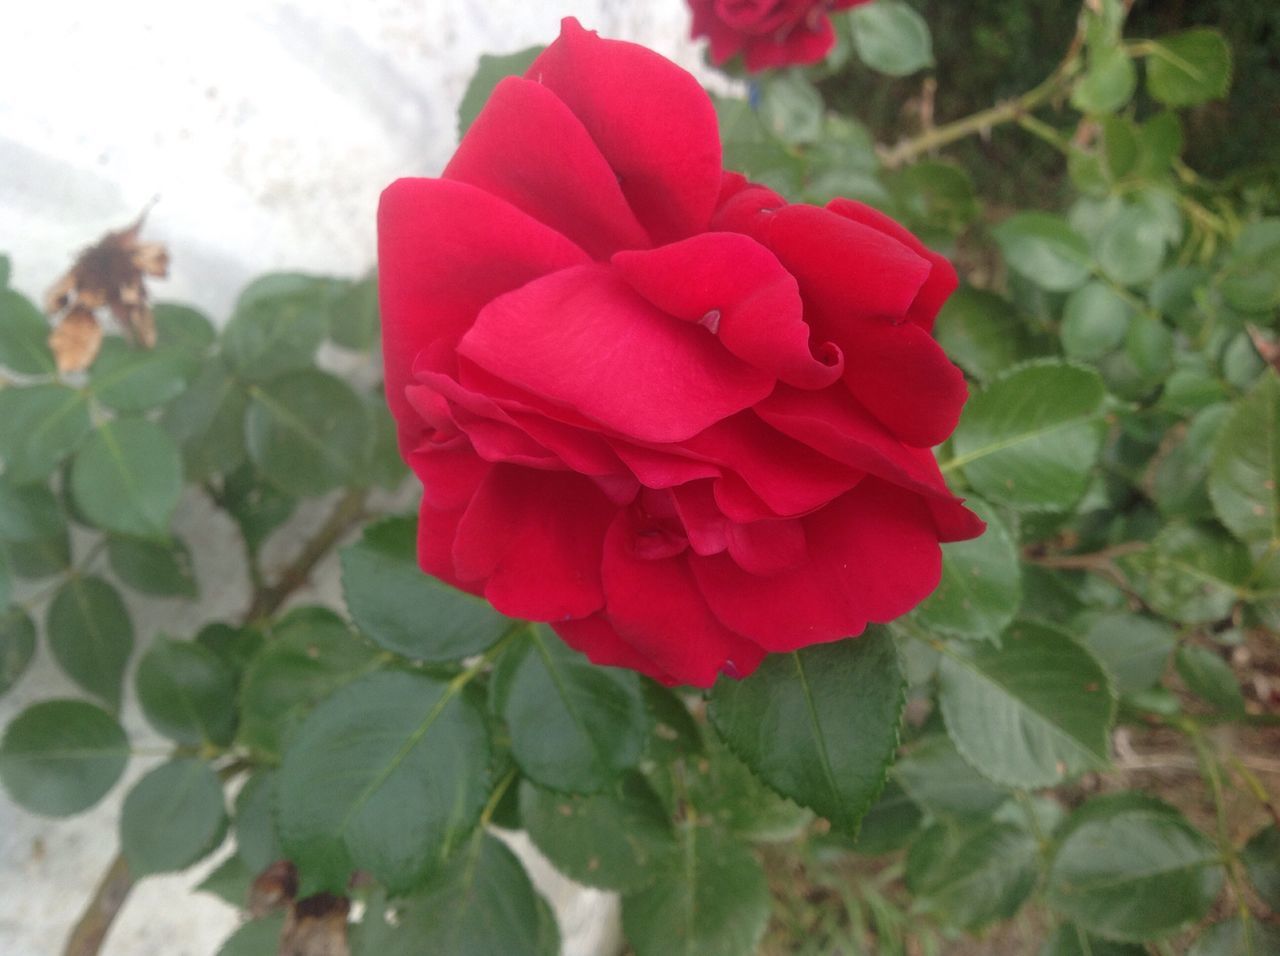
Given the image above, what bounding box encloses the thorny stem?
[62,487,372,956]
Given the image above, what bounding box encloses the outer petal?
[692,478,942,651]
[458,264,774,443]
[526,18,722,243]
[444,77,650,260]
[377,177,589,444]
[613,232,842,389]
[453,465,614,620]
[553,615,676,685]
[742,17,836,72]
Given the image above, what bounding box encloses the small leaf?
[1242,825,1280,912]
[197,855,252,906]
[848,0,934,77]
[758,72,824,144]
[1120,524,1252,624]
[1079,613,1174,695]
[0,478,65,542]
[160,361,248,481]
[0,288,56,375]
[1061,282,1132,360]
[277,669,491,894]
[893,734,1010,822]
[245,370,368,497]
[709,630,903,833]
[1098,202,1171,286]
[222,274,332,381]
[108,535,197,597]
[70,418,182,538]
[88,337,194,412]
[492,626,650,794]
[46,576,133,709]
[152,302,216,354]
[850,780,922,855]
[933,287,1033,383]
[622,826,770,956]
[938,621,1115,788]
[327,277,379,351]
[519,774,676,892]
[948,361,1108,512]
[994,213,1092,292]
[0,699,129,816]
[1209,374,1280,548]
[0,608,36,697]
[234,770,283,874]
[1072,46,1138,114]
[135,637,238,746]
[0,384,92,484]
[458,46,544,136]
[1147,29,1232,107]
[1188,919,1280,956]
[1175,645,1246,716]
[6,529,72,579]
[684,734,813,843]
[120,758,227,876]
[1047,794,1224,941]
[340,516,509,662]
[906,821,1037,930]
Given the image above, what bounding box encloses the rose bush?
[688,0,871,71]
[378,17,982,688]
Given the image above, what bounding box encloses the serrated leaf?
[0,384,92,483]
[120,758,227,876]
[848,0,934,77]
[893,734,1010,821]
[88,337,194,412]
[685,734,812,843]
[492,626,649,794]
[0,288,56,375]
[135,638,237,746]
[1147,29,1232,107]
[277,669,491,894]
[933,287,1034,383]
[914,498,1020,639]
[341,516,509,662]
[222,274,332,381]
[1175,644,1246,716]
[709,630,903,833]
[70,418,182,538]
[1242,825,1280,912]
[234,770,282,874]
[1061,282,1132,360]
[1047,794,1224,941]
[1079,613,1175,695]
[458,46,544,136]
[906,821,1037,930]
[0,699,129,816]
[160,361,248,481]
[46,575,133,709]
[994,213,1092,292]
[108,535,197,597]
[850,779,922,855]
[245,370,367,497]
[938,621,1115,788]
[1120,524,1252,624]
[948,362,1108,512]
[1210,374,1280,548]
[622,825,770,956]
[519,774,676,892]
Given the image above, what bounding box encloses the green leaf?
[1210,374,1280,548]
[622,825,770,956]
[994,213,1092,292]
[196,621,265,676]
[237,607,377,758]
[893,733,1010,821]
[892,162,979,237]
[0,477,64,542]
[88,338,194,412]
[492,626,649,794]
[245,370,367,497]
[758,72,824,144]
[120,758,227,876]
[913,498,1020,640]
[1040,924,1148,956]
[160,361,248,481]
[0,288,56,375]
[1219,221,1280,314]
[135,637,238,746]
[327,276,379,351]
[709,630,903,833]
[1120,524,1252,624]
[684,734,813,843]
[1189,919,1280,956]
[1047,794,1225,941]
[1147,29,1233,107]
[152,303,216,355]
[0,699,129,816]
[340,516,509,662]
[938,621,1115,788]
[70,418,182,538]
[714,96,804,193]
[353,835,558,956]
[1072,46,1138,114]
[905,822,1038,930]
[1175,644,1245,716]
[848,0,934,77]
[948,362,1108,512]
[277,669,491,894]
[1154,403,1229,518]
[458,46,544,136]
[108,535,197,597]
[0,608,36,697]
[234,770,282,874]
[222,274,333,381]
[850,779,922,855]
[0,384,92,483]
[196,854,252,906]
[0,255,9,288]
[519,774,676,892]
[1242,825,1280,912]
[46,575,133,709]
[219,463,295,555]
[933,287,1033,383]
[1079,612,1175,695]
[6,529,72,579]
[1061,282,1132,360]
[215,916,286,956]
[1098,203,1171,286]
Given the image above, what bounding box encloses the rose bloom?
[689,0,871,72]
[379,19,983,688]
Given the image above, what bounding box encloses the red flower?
[689,0,871,72]
[378,19,983,688]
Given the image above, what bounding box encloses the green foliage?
[120,758,227,876]
[0,700,128,816]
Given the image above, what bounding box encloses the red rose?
[689,0,871,72]
[378,18,983,688]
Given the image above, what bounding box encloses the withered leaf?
[280,893,350,956]
[48,305,104,373]
[249,860,299,918]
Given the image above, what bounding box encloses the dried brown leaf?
[280,893,350,956]
[249,860,299,918]
[48,306,103,373]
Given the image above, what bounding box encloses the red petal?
[416,502,481,596]
[453,465,614,620]
[526,19,722,243]
[725,517,807,575]
[553,615,677,685]
[613,232,842,389]
[444,77,650,260]
[458,264,774,443]
[692,478,942,651]
[377,177,589,443]
[742,17,836,72]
